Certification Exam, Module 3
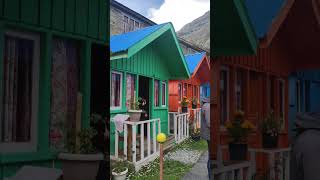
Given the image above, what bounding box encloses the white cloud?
[147,0,210,31]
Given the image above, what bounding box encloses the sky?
[116,0,210,31]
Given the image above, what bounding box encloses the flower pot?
[191,135,201,141]
[262,134,278,149]
[192,104,197,109]
[182,107,188,113]
[228,143,248,161]
[58,153,104,180]
[112,168,128,180]
[128,110,142,122]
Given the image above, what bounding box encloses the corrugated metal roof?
[185,52,206,74]
[110,23,167,53]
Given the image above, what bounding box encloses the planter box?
[182,107,188,113]
[229,143,248,161]
[112,168,128,180]
[262,134,278,149]
[127,110,142,122]
[58,153,104,180]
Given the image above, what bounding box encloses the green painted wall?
[0,0,109,179]
[110,44,171,154]
[0,0,108,43]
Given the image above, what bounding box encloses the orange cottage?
[169,52,210,112]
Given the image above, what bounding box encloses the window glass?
[1,33,39,148]
[126,74,136,109]
[162,82,166,106]
[110,72,122,109]
[296,80,301,112]
[129,19,134,31]
[220,68,229,125]
[235,70,243,111]
[178,83,182,101]
[154,80,160,107]
[183,84,187,97]
[50,38,80,151]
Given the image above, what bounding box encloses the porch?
[111,108,202,170]
[212,145,291,180]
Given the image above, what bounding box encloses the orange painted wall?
[169,77,201,112]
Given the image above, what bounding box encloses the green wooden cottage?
[0,0,108,179]
[110,23,190,168]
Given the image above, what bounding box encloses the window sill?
[110,109,128,114]
[154,107,168,110]
[0,150,58,164]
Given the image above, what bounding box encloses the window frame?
[110,71,123,111]
[0,30,40,153]
[154,80,160,107]
[279,79,285,130]
[178,83,182,101]
[161,81,167,107]
[296,80,301,112]
[220,66,230,126]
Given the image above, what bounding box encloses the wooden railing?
[213,145,291,180]
[213,145,252,180]
[112,118,161,169]
[168,112,189,144]
[249,148,291,180]
[191,108,201,129]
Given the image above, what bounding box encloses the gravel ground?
[165,148,202,165]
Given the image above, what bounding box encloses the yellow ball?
[156,133,167,143]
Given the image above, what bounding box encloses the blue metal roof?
[244,0,287,38]
[110,23,167,53]
[185,52,206,74]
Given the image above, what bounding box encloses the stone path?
[183,151,209,180]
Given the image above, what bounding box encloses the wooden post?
[75,92,83,153]
[157,133,167,180]
[160,143,164,180]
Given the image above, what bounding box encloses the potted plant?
[192,97,198,109]
[180,96,190,113]
[260,111,281,149]
[127,97,146,122]
[112,160,130,180]
[58,126,104,180]
[225,111,255,161]
[191,128,201,141]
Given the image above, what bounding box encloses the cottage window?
[296,80,301,112]
[279,79,285,130]
[123,16,129,33]
[129,19,134,31]
[235,70,243,111]
[305,80,310,111]
[162,82,166,107]
[220,67,229,125]
[154,80,160,107]
[178,83,182,101]
[183,83,187,97]
[110,71,122,111]
[193,86,198,98]
[134,21,140,30]
[126,74,136,109]
[0,31,40,152]
[50,38,80,151]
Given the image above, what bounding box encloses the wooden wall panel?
[21,0,39,24]
[0,0,107,42]
[51,0,65,31]
[65,0,76,33]
[4,0,19,21]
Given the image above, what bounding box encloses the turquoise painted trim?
[37,32,52,152]
[81,40,91,129]
[0,151,57,164]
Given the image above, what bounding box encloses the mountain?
[177,11,210,52]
